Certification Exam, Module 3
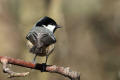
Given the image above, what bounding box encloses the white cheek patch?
[44,25,55,32]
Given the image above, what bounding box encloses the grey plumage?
[26,26,56,56]
[26,16,61,63]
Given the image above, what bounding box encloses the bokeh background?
[0,0,120,80]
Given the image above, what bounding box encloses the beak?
[57,25,62,28]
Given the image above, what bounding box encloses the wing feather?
[40,33,56,47]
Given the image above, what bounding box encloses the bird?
[26,16,61,64]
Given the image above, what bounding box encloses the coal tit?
[26,16,61,64]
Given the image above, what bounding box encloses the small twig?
[46,65,80,80]
[0,56,80,80]
[0,57,29,78]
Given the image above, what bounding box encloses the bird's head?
[35,16,61,33]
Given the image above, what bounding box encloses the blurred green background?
[0,0,120,80]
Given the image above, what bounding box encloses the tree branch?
[0,56,80,80]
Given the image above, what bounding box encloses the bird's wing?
[26,32,37,45]
[40,33,56,46]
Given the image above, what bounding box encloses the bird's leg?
[45,55,48,64]
[45,44,55,64]
[40,55,48,72]
[32,54,37,64]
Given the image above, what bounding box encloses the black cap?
[35,16,57,27]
